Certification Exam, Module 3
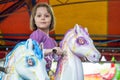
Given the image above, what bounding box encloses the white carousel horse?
[54,24,101,80]
[0,39,50,80]
[83,56,120,80]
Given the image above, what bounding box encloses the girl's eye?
[45,14,50,17]
[36,14,50,18]
[37,15,41,17]
[76,37,86,45]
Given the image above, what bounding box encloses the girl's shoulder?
[30,29,48,42]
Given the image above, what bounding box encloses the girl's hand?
[52,47,63,55]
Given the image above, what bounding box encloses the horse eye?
[76,37,86,45]
[26,57,35,66]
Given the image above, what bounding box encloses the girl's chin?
[38,26,48,28]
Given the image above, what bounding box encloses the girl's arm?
[43,49,53,55]
[43,47,63,56]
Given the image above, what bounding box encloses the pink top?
[30,29,57,71]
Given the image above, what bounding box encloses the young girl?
[29,2,63,72]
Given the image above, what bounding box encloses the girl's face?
[34,7,51,31]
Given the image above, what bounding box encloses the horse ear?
[74,24,81,35]
[84,27,89,35]
[26,39,33,50]
[84,27,88,33]
[74,24,89,36]
[101,56,107,61]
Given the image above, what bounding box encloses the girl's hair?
[30,2,55,31]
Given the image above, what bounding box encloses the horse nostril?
[93,55,96,58]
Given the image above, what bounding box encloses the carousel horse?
[0,39,50,80]
[54,24,101,80]
[83,56,120,80]
[100,56,120,80]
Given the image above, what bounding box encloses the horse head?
[1,39,50,80]
[55,24,101,80]
[61,24,101,62]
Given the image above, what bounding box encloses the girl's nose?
[41,15,45,20]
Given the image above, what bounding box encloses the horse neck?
[61,31,74,56]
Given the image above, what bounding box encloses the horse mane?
[59,29,72,48]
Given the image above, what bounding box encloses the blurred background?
[0,0,120,61]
